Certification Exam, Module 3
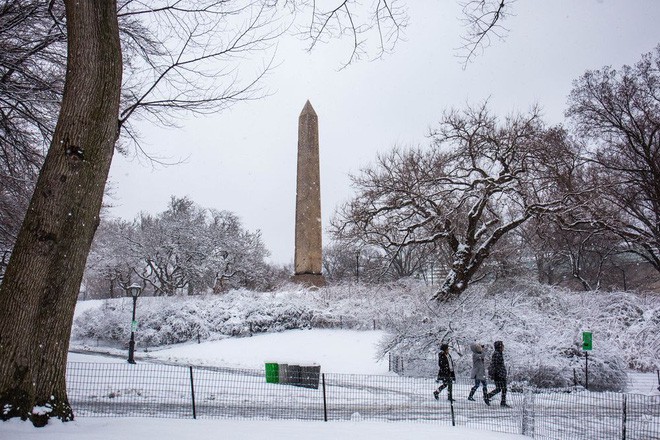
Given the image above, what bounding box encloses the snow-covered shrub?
[567,352,628,392]
[310,312,342,328]
[518,364,571,389]
[138,302,209,346]
[267,302,314,332]
[598,294,645,327]
[378,278,657,391]
[217,315,248,337]
[72,278,659,393]
[75,311,126,342]
[625,307,660,371]
[73,300,131,343]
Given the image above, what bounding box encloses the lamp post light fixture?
[126,283,143,364]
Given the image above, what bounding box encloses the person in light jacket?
[433,343,455,402]
[467,342,490,405]
[486,340,510,407]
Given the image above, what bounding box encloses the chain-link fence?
[66,361,660,439]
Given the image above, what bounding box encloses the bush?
[72,279,659,392]
[378,278,658,391]
[514,365,572,389]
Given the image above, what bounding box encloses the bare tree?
[323,240,428,283]
[566,46,660,273]
[525,216,628,291]
[0,0,66,278]
[457,0,510,68]
[0,0,123,425]
[333,103,572,301]
[325,235,441,283]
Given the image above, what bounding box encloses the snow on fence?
[66,362,660,440]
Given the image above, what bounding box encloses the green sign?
[582,331,592,351]
[131,320,138,332]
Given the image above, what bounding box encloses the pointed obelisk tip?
[300,100,316,117]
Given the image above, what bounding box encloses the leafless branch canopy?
[566,46,660,272]
[457,0,510,68]
[116,0,286,149]
[289,0,408,68]
[332,103,578,300]
[0,0,67,278]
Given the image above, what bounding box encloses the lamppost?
[126,283,143,364]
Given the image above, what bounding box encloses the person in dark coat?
[486,340,510,407]
[467,342,490,405]
[433,343,455,402]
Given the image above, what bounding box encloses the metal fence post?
[189,366,197,419]
[449,399,455,427]
[522,387,535,437]
[585,351,589,391]
[622,394,627,440]
[322,373,328,422]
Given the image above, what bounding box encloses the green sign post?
[582,331,592,390]
[582,331,592,351]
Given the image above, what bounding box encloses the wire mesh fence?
[66,361,660,439]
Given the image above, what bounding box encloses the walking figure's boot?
[467,388,476,401]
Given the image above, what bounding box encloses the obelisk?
[292,100,326,286]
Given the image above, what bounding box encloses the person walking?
[433,343,455,402]
[486,340,510,408]
[467,342,490,405]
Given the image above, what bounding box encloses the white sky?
[105,1,660,265]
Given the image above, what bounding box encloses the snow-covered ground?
[4,297,656,439]
[1,417,528,440]
[72,329,390,374]
[4,326,531,440]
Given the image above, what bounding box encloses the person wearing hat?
[486,340,510,407]
[433,343,455,402]
[467,342,490,405]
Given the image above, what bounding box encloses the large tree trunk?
[432,245,472,302]
[0,0,122,426]
[431,219,530,302]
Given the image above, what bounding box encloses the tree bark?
[0,0,122,426]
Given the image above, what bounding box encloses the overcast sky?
[105,1,660,265]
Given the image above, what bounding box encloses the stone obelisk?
[292,101,326,286]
